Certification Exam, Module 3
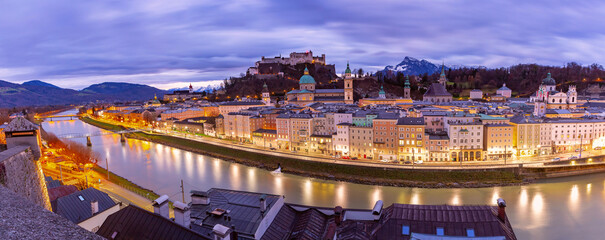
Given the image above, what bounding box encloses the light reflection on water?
[42,112,605,240]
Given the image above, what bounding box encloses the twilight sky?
[1,0,605,90]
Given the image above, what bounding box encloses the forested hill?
[377,62,605,97]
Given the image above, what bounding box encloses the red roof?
[48,185,78,202]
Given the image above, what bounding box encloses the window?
[466,228,475,237]
[436,227,444,236]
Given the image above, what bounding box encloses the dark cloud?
[1,0,604,89]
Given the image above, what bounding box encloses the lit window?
[436,227,444,236]
[402,225,410,235]
[467,228,475,237]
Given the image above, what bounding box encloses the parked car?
[568,156,578,160]
[269,148,277,150]
[551,157,561,161]
[404,161,412,164]
[390,160,399,163]
[594,147,602,150]
[380,159,390,163]
[351,157,358,160]
[414,160,423,164]
[575,149,581,152]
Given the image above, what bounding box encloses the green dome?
[542,73,556,85]
[345,62,351,74]
[299,67,316,84]
[404,75,410,88]
[379,85,385,95]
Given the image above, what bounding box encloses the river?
[42,110,605,240]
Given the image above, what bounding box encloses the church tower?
[404,75,411,99]
[567,85,577,104]
[344,62,354,104]
[378,85,386,99]
[438,63,447,86]
[188,83,193,93]
[262,82,271,106]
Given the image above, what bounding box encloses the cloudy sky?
[1,0,604,89]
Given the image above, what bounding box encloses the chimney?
[91,200,99,215]
[212,224,232,240]
[153,195,170,219]
[173,201,190,228]
[372,200,384,221]
[497,198,507,222]
[191,191,210,205]
[334,206,343,226]
[259,194,267,213]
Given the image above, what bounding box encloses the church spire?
[440,61,446,77]
[262,81,269,92]
[345,61,351,74]
[404,75,410,88]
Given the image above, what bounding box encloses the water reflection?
[41,111,605,240]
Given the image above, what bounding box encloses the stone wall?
[0,145,51,210]
[0,185,102,240]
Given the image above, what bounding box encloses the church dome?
[299,67,316,84]
[542,73,556,85]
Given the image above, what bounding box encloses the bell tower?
[344,62,354,104]
[262,82,271,106]
[404,75,411,99]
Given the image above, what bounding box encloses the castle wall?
[0,145,51,210]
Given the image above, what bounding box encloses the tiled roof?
[261,205,333,240]
[424,83,452,97]
[315,89,344,93]
[97,205,209,240]
[190,188,282,238]
[4,117,38,132]
[375,204,516,240]
[397,117,424,125]
[48,185,78,202]
[219,101,265,106]
[55,188,117,224]
[314,96,345,101]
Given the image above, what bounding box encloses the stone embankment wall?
[0,145,51,210]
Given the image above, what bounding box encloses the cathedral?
[532,73,577,116]
[285,63,354,106]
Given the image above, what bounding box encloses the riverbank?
[81,117,525,188]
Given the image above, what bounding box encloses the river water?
[42,110,605,240]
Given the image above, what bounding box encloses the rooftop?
[424,83,452,97]
[55,187,117,224]
[190,188,283,238]
[97,205,209,240]
[397,117,425,125]
[4,117,38,132]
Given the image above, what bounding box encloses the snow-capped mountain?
[379,57,481,76]
[167,84,221,93]
[382,57,441,75]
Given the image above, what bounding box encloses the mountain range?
[380,56,484,76]
[167,84,219,93]
[0,80,169,108]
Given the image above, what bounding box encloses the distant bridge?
[58,129,141,139]
[35,114,79,121]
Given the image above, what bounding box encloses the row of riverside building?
[89,63,605,162]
